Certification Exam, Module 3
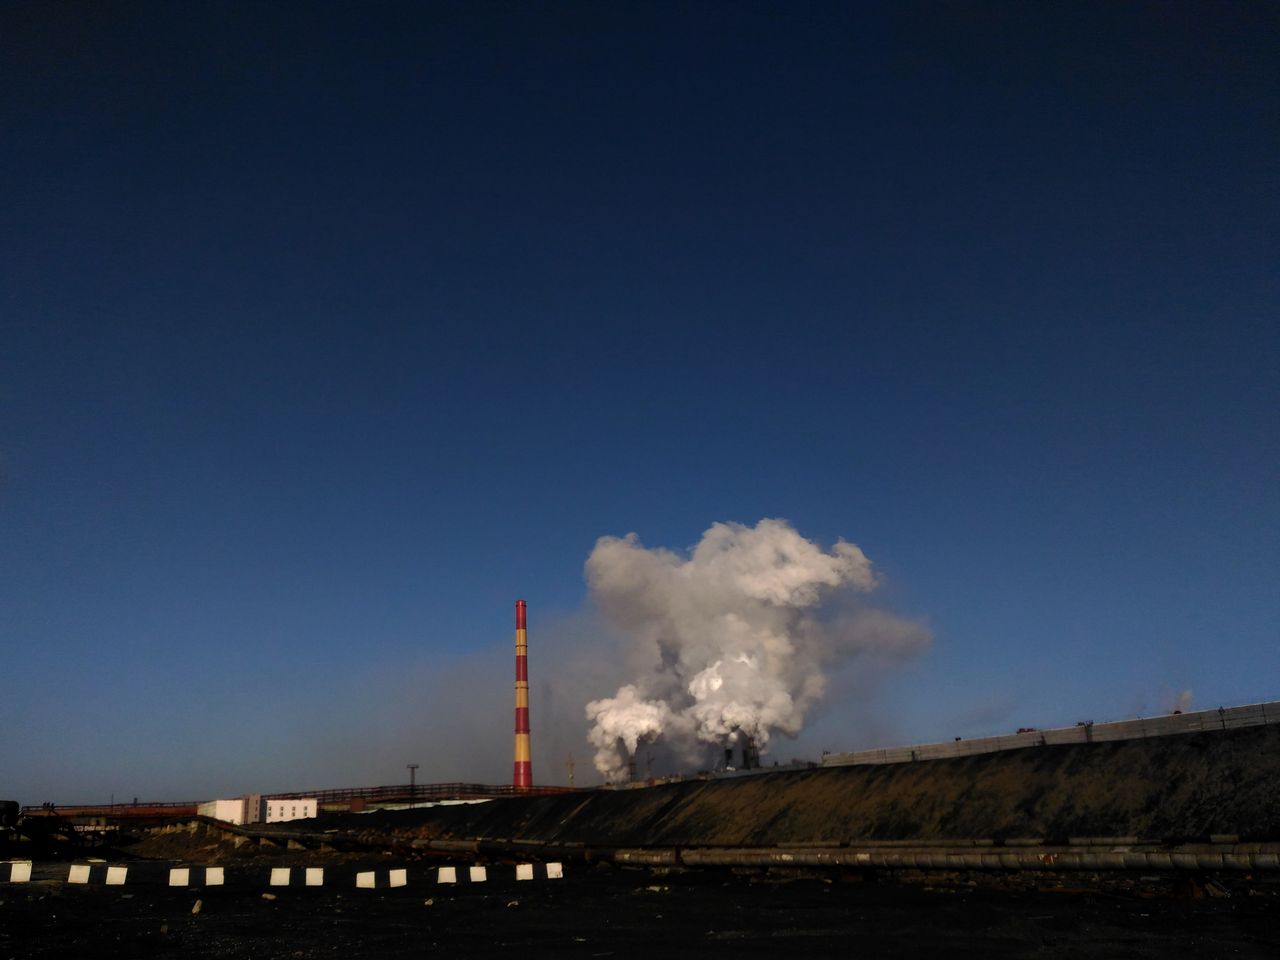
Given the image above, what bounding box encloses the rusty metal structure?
[262,782,573,812]
[19,802,199,820]
[7,802,200,854]
[16,786,579,824]
[513,599,532,789]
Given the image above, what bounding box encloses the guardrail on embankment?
[822,700,1280,767]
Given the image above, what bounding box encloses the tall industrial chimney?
[513,599,532,789]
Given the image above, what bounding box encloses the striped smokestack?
[513,599,532,789]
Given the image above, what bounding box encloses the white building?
[264,797,317,822]
[198,798,250,825]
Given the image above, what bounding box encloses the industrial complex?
[4,599,1277,852]
[4,600,1279,958]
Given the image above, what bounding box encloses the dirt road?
[4,865,1278,959]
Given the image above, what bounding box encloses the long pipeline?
[409,838,1280,872]
[153,819,1280,872]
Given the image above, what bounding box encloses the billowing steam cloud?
[584,519,930,781]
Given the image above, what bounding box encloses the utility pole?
[566,753,575,788]
[406,764,419,808]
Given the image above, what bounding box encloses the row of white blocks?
[3,860,563,887]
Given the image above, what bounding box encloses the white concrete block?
[270,867,291,886]
[388,868,407,888]
[305,867,324,886]
[9,861,32,883]
[516,863,534,881]
[356,871,376,889]
[68,864,91,884]
[106,866,128,885]
[169,867,190,887]
[205,867,225,886]
[436,866,457,884]
[468,865,487,883]
[546,862,563,879]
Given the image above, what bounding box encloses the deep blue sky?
[2,2,1276,803]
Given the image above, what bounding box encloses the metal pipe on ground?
[673,844,1280,871]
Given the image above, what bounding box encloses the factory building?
[196,793,315,824]
[264,797,317,822]
[197,794,264,825]
[197,798,247,824]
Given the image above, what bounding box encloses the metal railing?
[822,700,1280,768]
[261,782,583,804]
[20,802,201,819]
[20,784,582,820]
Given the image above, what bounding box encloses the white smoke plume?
[583,519,930,781]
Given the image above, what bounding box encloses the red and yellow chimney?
[513,599,532,789]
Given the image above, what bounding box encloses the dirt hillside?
[373,724,1280,846]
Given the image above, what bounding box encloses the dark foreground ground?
[4,865,1279,960]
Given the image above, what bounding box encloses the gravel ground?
[4,865,1279,959]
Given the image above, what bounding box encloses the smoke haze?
[584,519,931,780]
[1167,687,1194,714]
[65,522,928,802]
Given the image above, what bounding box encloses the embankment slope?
[382,724,1279,846]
